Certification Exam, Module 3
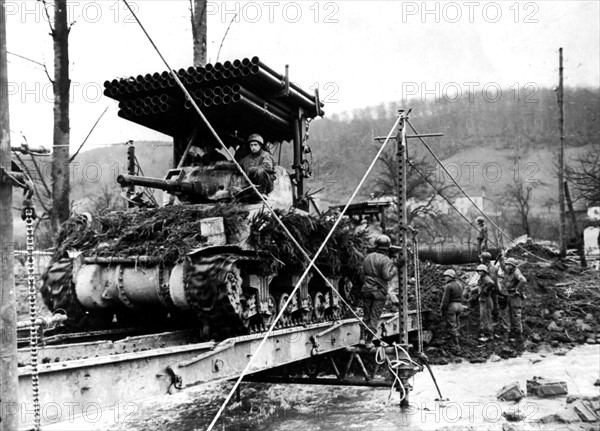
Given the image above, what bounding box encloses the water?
[44,344,600,431]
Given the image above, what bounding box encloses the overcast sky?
[4,0,599,150]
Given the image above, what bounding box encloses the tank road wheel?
[240,293,254,329]
[278,293,293,326]
[199,319,210,340]
[313,292,326,322]
[224,269,244,316]
[328,291,342,321]
[303,293,314,324]
[262,294,278,329]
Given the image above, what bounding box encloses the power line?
[407,119,551,263]
[407,160,502,249]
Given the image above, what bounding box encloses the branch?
[19,132,52,199]
[38,0,55,35]
[8,49,53,83]
[29,151,52,199]
[7,51,45,68]
[12,153,51,214]
[216,12,238,62]
[70,106,109,163]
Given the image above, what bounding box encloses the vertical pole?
[126,144,136,208]
[173,137,184,168]
[558,47,566,258]
[292,113,303,208]
[396,110,409,346]
[0,0,20,428]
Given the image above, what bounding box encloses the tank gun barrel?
[116,174,195,194]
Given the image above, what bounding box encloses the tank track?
[40,259,113,330]
[39,254,356,338]
[184,254,248,339]
[183,253,357,337]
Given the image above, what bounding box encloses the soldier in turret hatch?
[239,133,276,194]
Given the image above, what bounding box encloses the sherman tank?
[40,57,368,339]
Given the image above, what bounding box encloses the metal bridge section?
[17,311,417,428]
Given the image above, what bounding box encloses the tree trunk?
[521,199,531,237]
[50,0,70,232]
[565,181,587,267]
[191,0,207,66]
[522,216,531,237]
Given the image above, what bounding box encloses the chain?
[24,203,41,430]
[412,232,423,353]
[303,117,311,138]
[1,167,41,427]
[301,118,313,178]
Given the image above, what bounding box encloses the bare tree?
[503,178,535,236]
[40,0,72,232]
[565,146,600,204]
[543,197,555,214]
[87,183,126,214]
[190,0,207,66]
[372,148,458,240]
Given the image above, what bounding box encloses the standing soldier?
[500,256,527,346]
[440,269,463,348]
[360,235,399,349]
[476,264,495,342]
[476,216,488,255]
[480,252,501,324]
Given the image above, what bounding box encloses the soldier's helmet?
[443,269,456,278]
[505,258,519,267]
[476,264,488,273]
[476,216,485,224]
[480,252,492,261]
[247,133,264,146]
[374,235,391,250]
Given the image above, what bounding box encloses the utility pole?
[0,0,20,428]
[396,110,408,346]
[557,47,566,257]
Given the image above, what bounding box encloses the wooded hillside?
[12,87,598,243]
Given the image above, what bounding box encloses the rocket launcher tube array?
[103,57,322,139]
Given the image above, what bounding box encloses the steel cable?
[205,115,403,431]
[119,3,409,429]
[412,233,424,353]
[406,160,504,248]
[120,0,394,351]
[406,119,551,263]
